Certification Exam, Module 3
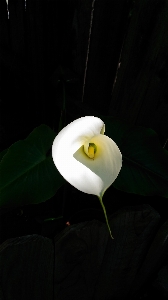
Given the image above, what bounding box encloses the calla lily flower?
[52,116,122,238]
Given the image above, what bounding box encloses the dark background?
[0,0,168,246]
[0,1,168,299]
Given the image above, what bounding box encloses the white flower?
[52,116,122,238]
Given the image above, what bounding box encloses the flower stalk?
[98,196,114,239]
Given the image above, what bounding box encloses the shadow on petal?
[73,146,97,172]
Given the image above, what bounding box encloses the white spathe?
[52,116,122,198]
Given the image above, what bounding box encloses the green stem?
[98,196,114,239]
